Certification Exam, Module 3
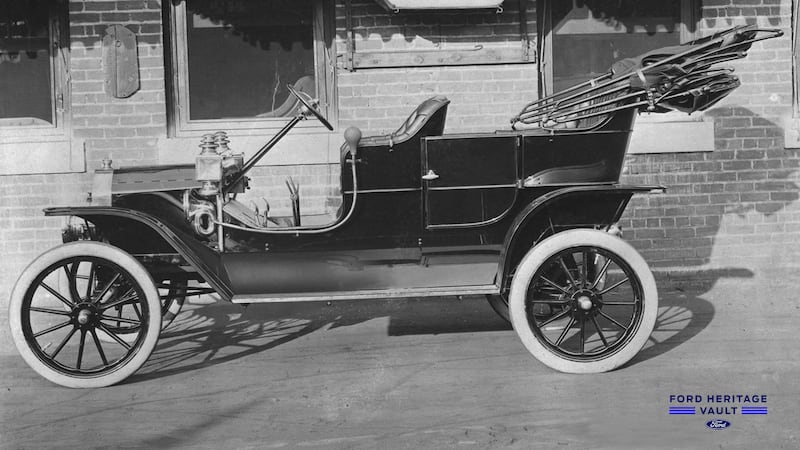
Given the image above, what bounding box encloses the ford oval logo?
[706,419,731,430]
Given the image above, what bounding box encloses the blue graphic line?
[741,408,768,415]
[741,407,768,410]
[668,406,696,415]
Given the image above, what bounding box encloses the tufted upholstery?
[358,96,450,148]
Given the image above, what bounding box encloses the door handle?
[422,169,439,181]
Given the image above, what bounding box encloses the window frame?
[536,0,713,154]
[0,0,70,140]
[164,0,337,138]
[793,0,799,117]
[537,0,699,97]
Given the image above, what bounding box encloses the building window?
[166,0,335,135]
[539,0,698,95]
[538,0,712,153]
[0,0,68,132]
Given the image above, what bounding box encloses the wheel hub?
[571,289,599,316]
[77,309,91,325]
[577,295,593,311]
[73,303,97,327]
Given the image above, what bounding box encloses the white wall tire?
[9,242,162,388]
[508,229,657,373]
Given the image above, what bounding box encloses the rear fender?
[45,206,233,301]
[497,184,663,293]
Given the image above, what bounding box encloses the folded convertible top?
[512,25,783,130]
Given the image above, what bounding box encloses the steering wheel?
[287,84,333,131]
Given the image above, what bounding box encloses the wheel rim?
[21,256,151,378]
[525,246,644,362]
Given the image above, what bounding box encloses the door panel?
[423,134,519,228]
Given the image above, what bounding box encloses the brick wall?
[1,0,169,298]
[69,0,165,165]
[619,1,800,276]
[1,0,800,300]
[336,0,538,134]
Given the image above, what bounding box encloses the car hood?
[110,164,197,194]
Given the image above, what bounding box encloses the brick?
[0,0,796,280]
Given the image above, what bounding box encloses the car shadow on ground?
[131,295,510,384]
[131,267,750,383]
[629,267,753,366]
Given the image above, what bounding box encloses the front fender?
[497,184,664,293]
[45,206,234,301]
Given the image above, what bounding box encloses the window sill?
[159,129,342,166]
[170,118,335,140]
[784,117,800,149]
[0,135,85,175]
[628,115,714,154]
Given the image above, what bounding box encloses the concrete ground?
[1,268,798,449]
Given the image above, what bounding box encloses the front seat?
[359,96,450,148]
[343,96,450,191]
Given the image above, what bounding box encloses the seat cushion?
[390,96,450,144]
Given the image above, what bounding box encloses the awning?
[375,0,504,12]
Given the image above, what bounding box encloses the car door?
[422,134,519,229]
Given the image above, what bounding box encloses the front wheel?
[9,242,161,388]
[508,229,657,373]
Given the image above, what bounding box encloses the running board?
[231,285,500,304]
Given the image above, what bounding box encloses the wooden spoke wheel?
[509,229,657,373]
[9,242,161,388]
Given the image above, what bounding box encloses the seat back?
[343,96,450,192]
[390,96,450,145]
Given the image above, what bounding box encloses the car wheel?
[98,278,186,344]
[160,279,187,330]
[9,242,161,388]
[508,229,657,373]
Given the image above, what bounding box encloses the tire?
[9,242,162,388]
[508,229,657,373]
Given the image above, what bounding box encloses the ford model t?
[8,26,780,387]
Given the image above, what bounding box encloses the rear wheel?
[508,229,657,373]
[160,279,187,330]
[9,242,161,388]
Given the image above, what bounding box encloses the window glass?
[0,0,54,126]
[551,0,682,93]
[184,0,315,120]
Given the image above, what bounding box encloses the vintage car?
[8,26,780,388]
